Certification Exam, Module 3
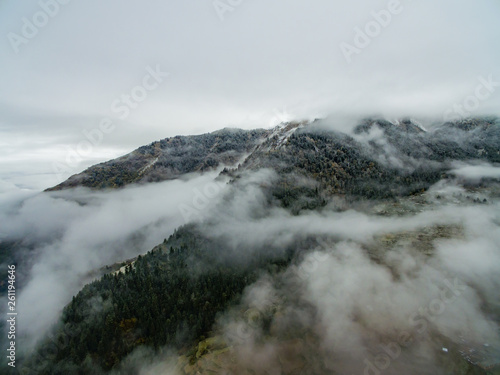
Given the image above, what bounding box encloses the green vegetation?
[24,225,296,374]
[46,128,267,191]
[21,117,500,374]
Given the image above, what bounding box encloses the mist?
[1,1,500,372]
[188,169,500,374]
[0,171,229,353]
[450,162,500,182]
[2,117,499,373]
[13,161,498,373]
[92,164,500,374]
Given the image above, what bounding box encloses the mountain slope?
[47,118,500,199]
[22,116,500,375]
[46,128,268,191]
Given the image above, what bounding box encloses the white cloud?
[0,171,229,352]
[450,162,500,181]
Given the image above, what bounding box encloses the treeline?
[47,128,268,190]
[22,225,296,374]
[246,118,500,210]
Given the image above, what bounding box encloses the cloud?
[196,174,500,374]
[112,347,180,375]
[1,1,500,372]
[0,171,229,353]
[3,160,499,373]
[450,162,500,182]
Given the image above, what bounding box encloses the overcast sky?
[1,0,500,190]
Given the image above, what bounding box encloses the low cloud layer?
[450,162,500,182]
[191,171,500,374]
[2,148,500,373]
[5,166,498,374]
[0,171,229,353]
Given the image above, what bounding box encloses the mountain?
[46,128,268,191]
[18,117,500,374]
[47,117,500,206]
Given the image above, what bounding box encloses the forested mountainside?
[23,223,296,373]
[16,117,500,374]
[48,118,500,200]
[234,118,499,208]
[23,215,494,375]
[46,128,268,190]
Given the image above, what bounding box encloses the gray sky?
[1,0,500,190]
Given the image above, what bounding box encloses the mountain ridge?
[46,117,500,196]
[17,116,500,375]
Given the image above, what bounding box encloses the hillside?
[47,118,500,202]
[17,116,500,374]
[46,128,268,191]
